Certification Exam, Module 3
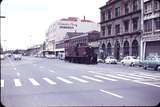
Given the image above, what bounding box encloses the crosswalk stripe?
[82,75,103,82]
[14,79,22,87]
[42,78,56,85]
[117,74,143,80]
[105,74,130,81]
[57,77,73,84]
[29,78,40,86]
[133,80,160,88]
[1,80,4,87]
[94,75,118,81]
[139,73,160,78]
[69,76,88,83]
[128,74,158,80]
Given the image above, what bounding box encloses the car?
[120,56,140,66]
[45,54,56,59]
[13,54,22,60]
[142,56,160,71]
[105,56,117,64]
[1,54,5,60]
[97,58,104,63]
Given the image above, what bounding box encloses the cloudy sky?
[1,0,107,50]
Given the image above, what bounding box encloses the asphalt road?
[1,56,160,106]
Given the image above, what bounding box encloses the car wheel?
[143,66,147,70]
[157,66,160,72]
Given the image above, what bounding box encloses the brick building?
[99,0,142,60]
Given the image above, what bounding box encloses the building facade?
[141,0,160,59]
[99,0,142,60]
[45,17,100,57]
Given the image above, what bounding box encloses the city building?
[99,0,142,60]
[45,17,100,58]
[141,0,160,59]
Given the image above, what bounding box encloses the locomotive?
[64,31,99,64]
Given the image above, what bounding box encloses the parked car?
[45,54,56,59]
[1,54,5,60]
[121,56,140,66]
[13,54,22,60]
[105,56,117,64]
[142,56,160,71]
[97,58,104,63]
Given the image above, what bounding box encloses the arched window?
[107,43,112,56]
[114,41,120,60]
[132,40,139,57]
[123,40,129,57]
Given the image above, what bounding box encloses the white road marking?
[14,79,22,87]
[105,74,130,81]
[57,77,73,84]
[1,80,4,87]
[82,75,103,82]
[139,73,160,78]
[14,68,17,70]
[29,78,40,86]
[133,80,160,88]
[49,70,55,73]
[17,72,20,76]
[39,66,44,69]
[43,78,56,85]
[117,74,143,80]
[99,89,123,99]
[94,75,118,81]
[128,74,158,80]
[69,76,89,83]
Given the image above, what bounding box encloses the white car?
[97,58,104,63]
[46,54,56,59]
[121,56,139,66]
[13,54,22,60]
[105,56,117,64]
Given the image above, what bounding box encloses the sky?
[1,0,107,50]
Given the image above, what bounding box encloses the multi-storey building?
[141,0,160,59]
[99,0,142,60]
[45,17,100,57]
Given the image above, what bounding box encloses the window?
[154,17,160,30]
[101,26,105,36]
[133,0,138,11]
[107,9,111,20]
[124,20,129,32]
[101,12,105,21]
[124,2,129,14]
[132,18,138,31]
[115,7,120,17]
[115,24,120,34]
[144,19,152,32]
[107,25,112,35]
[154,0,160,10]
[144,2,152,13]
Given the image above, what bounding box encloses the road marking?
[105,74,130,81]
[57,77,73,84]
[128,74,158,80]
[82,75,103,82]
[117,74,143,80]
[14,79,22,87]
[99,89,123,99]
[69,76,89,83]
[29,78,40,86]
[39,66,44,69]
[14,68,17,70]
[49,70,55,73]
[17,72,20,76]
[133,80,160,88]
[139,73,160,78]
[43,78,56,85]
[94,75,118,81]
[1,80,4,87]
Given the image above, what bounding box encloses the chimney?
[83,16,85,20]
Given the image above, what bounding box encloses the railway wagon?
[65,45,97,64]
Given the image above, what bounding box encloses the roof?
[65,32,85,40]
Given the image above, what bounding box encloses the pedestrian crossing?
[1,72,160,88]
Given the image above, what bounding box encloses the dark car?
[142,56,160,71]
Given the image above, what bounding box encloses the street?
[1,56,160,106]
